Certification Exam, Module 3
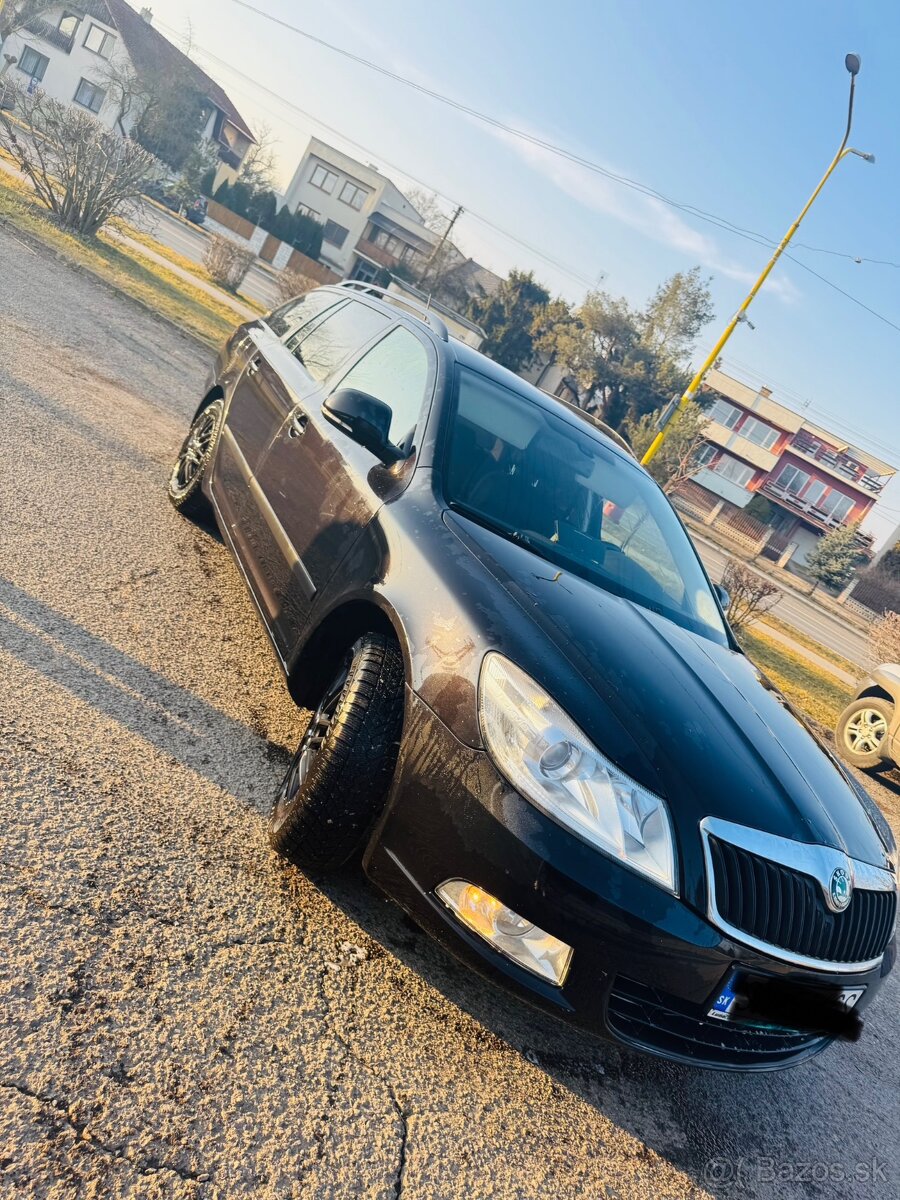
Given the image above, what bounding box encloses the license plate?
[835,986,864,1012]
[708,974,742,1021]
[708,972,866,1027]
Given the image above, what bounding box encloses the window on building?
[17,47,49,81]
[336,327,432,448]
[695,444,716,467]
[322,219,350,248]
[84,23,116,58]
[296,203,320,221]
[713,454,754,488]
[74,78,106,113]
[309,163,338,193]
[803,480,827,507]
[820,491,854,522]
[339,181,369,210]
[709,398,742,429]
[349,259,381,284]
[740,415,779,450]
[290,300,391,385]
[59,11,81,37]
[774,464,811,495]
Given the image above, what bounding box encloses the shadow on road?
[2,574,893,1197]
[0,576,281,808]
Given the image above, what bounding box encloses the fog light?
[436,880,573,986]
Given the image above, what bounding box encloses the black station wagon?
[168,282,897,1070]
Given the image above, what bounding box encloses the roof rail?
[336,280,450,342]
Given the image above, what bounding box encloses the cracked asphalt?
[1,225,899,1200]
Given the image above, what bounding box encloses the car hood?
[445,512,892,875]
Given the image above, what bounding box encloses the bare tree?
[237,121,278,193]
[100,57,158,137]
[404,186,449,233]
[0,1,57,47]
[0,84,161,236]
[624,402,711,494]
[870,612,900,666]
[722,560,781,633]
[203,234,254,292]
[274,268,317,305]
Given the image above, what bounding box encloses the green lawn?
[0,172,240,347]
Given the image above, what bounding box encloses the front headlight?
[478,653,677,893]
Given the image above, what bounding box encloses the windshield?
[444,367,728,645]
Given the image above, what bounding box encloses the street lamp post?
[641,54,874,467]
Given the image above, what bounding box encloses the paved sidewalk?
[105,227,258,321]
[753,620,859,687]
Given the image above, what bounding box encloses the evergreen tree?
[805,522,867,590]
[467,270,550,374]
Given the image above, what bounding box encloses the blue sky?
[148,0,900,546]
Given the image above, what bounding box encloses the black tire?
[835,696,894,770]
[269,634,404,871]
[167,399,224,519]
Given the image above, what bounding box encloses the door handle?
[247,356,261,377]
[288,411,308,439]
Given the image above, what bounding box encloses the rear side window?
[336,327,431,448]
[291,300,391,385]
[266,291,343,340]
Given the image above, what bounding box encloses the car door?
[255,318,436,660]
[210,292,348,628]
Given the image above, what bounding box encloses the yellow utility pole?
[642,54,874,467]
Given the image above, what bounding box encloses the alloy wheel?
[171,405,220,498]
[843,707,888,756]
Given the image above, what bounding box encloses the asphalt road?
[140,204,282,311]
[694,538,872,668]
[1,226,899,1199]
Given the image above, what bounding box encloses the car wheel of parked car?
[167,398,224,518]
[835,696,894,769]
[269,634,405,871]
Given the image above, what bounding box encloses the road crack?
[0,1080,210,1185]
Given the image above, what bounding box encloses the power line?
[719,357,897,464]
[228,0,900,274]
[783,252,900,335]
[157,22,604,291]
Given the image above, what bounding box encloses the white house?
[282,137,448,279]
[0,0,255,183]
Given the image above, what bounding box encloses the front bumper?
[364,689,893,1071]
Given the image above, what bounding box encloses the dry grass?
[757,612,862,678]
[112,215,265,313]
[0,173,239,347]
[739,626,854,729]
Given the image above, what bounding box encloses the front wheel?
[168,399,224,519]
[835,697,894,770]
[269,634,405,871]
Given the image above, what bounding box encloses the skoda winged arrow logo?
[829,867,853,912]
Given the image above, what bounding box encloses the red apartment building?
[682,369,895,570]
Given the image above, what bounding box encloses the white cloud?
[488,128,799,302]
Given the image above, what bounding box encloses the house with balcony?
[679,368,895,569]
[282,137,449,280]
[1,1,255,185]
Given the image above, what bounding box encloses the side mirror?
[714,584,731,611]
[323,388,401,465]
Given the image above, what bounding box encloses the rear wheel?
[168,399,223,519]
[835,697,894,769]
[269,634,404,871]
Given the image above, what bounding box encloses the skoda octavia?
[168,282,897,1070]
